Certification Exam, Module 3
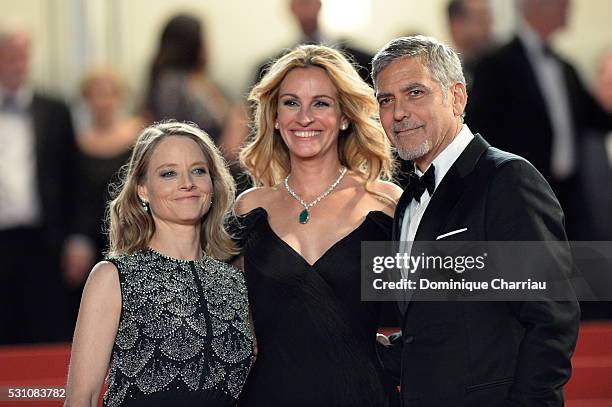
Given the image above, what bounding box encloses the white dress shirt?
[518,23,576,180]
[0,86,42,229]
[400,124,475,243]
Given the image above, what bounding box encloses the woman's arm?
[64,261,121,407]
[231,256,258,362]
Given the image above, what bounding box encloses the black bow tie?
[542,44,554,58]
[407,164,435,203]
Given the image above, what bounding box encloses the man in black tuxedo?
[372,35,580,406]
[0,26,77,343]
[466,0,612,240]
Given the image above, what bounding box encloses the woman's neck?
[148,223,203,261]
[92,111,119,130]
[286,156,345,202]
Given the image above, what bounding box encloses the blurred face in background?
[290,0,321,37]
[523,0,570,38]
[0,30,31,91]
[83,74,123,121]
[541,0,570,31]
[596,52,612,113]
[450,0,493,58]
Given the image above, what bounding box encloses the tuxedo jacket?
[29,93,77,255]
[466,36,612,181]
[388,134,580,407]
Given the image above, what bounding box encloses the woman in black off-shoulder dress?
[234,44,403,407]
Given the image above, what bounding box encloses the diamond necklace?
[284,167,348,224]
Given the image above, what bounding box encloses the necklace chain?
[284,167,347,217]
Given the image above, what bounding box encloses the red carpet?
[1,322,610,406]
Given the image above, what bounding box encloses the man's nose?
[394,98,411,122]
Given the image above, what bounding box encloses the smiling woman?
[107,121,236,259]
[64,121,254,407]
[137,137,214,228]
[233,44,403,407]
[275,66,349,162]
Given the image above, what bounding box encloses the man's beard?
[396,138,430,161]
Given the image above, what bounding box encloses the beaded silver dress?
[102,249,253,407]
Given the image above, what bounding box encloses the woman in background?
[144,14,229,145]
[65,121,253,407]
[235,44,402,406]
[63,66,143,290]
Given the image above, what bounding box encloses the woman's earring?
[140,199,149,212]
[340,123,348,130]
[274,121,279,130]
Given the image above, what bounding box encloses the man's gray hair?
[371,35,466,93]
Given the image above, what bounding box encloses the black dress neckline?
[236,206,394,406]
[241,207,392,268]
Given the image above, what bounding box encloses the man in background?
[253,0,374,85]
[467,0,612,240]
[0,25,76,343]
[595,50,612,164]
[447,0,495,89]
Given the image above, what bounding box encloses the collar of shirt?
[400,125,474,243]
[415,124,475,192]
[517,21,576,179]
[517,22,550,60]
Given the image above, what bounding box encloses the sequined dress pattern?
[103,249,253,407]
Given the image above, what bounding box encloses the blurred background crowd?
[1,0,611,345]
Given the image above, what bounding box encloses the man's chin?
[397,144,430,161]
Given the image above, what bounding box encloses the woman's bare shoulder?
[366,180,403,217]
[371,180,403,201]
[85,261,120,291]
[235,186,279,215]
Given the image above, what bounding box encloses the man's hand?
[376,333,391,347]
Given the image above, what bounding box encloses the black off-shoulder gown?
[236,207,393,407]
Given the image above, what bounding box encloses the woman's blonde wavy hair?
[240,44,395,201]
[106,121,238,260]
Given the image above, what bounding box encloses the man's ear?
[450,81,468,118]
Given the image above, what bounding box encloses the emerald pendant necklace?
[283,167,348,224]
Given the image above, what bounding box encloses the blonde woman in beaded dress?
[65,121,253,407]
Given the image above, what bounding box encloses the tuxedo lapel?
[510,38,552,131]
[29,95,46,169]
[398,134,490,316]
[415,134,489,241]
[413,167,466,241]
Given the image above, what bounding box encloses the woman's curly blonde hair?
[240,44,395,202]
